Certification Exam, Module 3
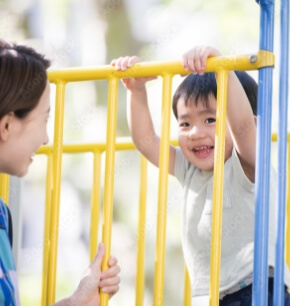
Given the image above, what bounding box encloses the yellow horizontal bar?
[48,51,274,83]
[36,134,282,156]
[37,135,282,156]
[36,140,180,155]
[271,132,290,142]
[36,142,135,155]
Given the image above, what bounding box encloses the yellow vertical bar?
[0,174,10,204]
[41,154,53,306]
[153,74,172,306]
[209,70,228,306]
[135,155,148,306]
[100,78,119,306]
[183,267,191,306]
[47,82,66,305]
[90,152,102,261]
[286,140,290,268]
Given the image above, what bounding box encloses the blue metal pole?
[274,0,289,304]
[253,1,275,305]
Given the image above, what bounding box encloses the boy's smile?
[177,95,233,170]
[192,145,214,158]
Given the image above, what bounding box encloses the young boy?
[112,46,290,304]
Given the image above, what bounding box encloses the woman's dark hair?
[0,39,51,119]
[172,71,257,118]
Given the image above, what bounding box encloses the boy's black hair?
[172,71,257,118]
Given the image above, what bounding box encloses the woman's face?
[0,81,50,177]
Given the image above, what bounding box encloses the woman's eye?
[205,118,215,124]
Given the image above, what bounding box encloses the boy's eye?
[205,118,215,124]
[179,122,190,127]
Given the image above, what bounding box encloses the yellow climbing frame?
[1,50,287,306]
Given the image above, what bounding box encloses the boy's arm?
[112,56,176,175]
[226,71,256,181]
[182,46,256,182]
[127,86,176,175]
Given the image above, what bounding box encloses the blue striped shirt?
[0,198,19,305]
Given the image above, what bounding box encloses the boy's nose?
[189,126,198,138]
[189,126,205,139]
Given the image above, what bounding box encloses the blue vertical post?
[253,0,275,305]
[274,0,289,304]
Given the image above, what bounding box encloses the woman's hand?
[63,243,120,306]
[99,254,121,298]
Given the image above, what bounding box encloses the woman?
[0,39,120,306]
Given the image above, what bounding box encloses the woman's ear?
[0,112,14,141]
[254,115,257,126]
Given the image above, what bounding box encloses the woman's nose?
[43,131,49,145]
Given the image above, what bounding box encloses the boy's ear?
[0,112,14,141]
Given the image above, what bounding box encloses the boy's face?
[176,95,233,171]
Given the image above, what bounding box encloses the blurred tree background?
[0,0,282,305]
